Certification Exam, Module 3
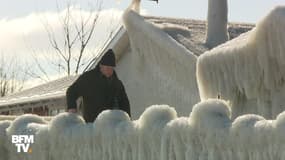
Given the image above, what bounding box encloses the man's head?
[99,49,116,78]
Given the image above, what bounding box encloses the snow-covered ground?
[1,99,285,160]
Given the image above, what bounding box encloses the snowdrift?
[197,6,285,118]
[1,99,285,160]
[115,10,199,118]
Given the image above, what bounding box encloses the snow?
[116,10,199,118]
[4,114,48,160]
[0,3,284,160]
[1,99,285,160]
[197,6,285,118]
[0,115,52,121]
[0,75,77,107]
[0,120,11,160]
[154,22,207,56]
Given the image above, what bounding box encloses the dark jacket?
[66,67,130,122]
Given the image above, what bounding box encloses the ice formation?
[127,0,141,13]
[0,115,52,122]
[0,120,11,160]
[1,4,285,160]
[197,6,285,118]
[1,99,285,160]
[116,9,199,118]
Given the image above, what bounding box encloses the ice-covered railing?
[197,6,285,118]
[1,99,285,160]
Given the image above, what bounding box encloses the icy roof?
[0,75,78,107]
[0,16,254,109]
[145,16,254,56]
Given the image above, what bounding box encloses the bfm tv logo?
[12,135,34,153]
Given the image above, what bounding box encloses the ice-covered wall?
[1,99,285,160]
[116,10,199,118]
[197,6,285,118]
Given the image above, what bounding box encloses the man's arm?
[66,76,85,113]
[66,84,79,113]
[118,82,131,117]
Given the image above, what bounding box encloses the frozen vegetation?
[198,6,285,119]
[1,99,285,160]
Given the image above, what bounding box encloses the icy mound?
[0,120,11,160]
[1,100,285,160]
[116,10,199,118]
[197,6,285,118]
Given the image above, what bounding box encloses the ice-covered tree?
[205,0,229,48]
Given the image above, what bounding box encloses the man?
[66,49,130,122]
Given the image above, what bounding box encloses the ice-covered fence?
[0,120,10,160]
[197,6,285,119]
[116,9,199,118]
[1,99,285,160]
[0,115,52,121]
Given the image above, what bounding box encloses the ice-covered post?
[206,0,229,48]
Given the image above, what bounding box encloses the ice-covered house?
[0,13,252,118]
[2,5,285,160]
[197,6,285,119]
